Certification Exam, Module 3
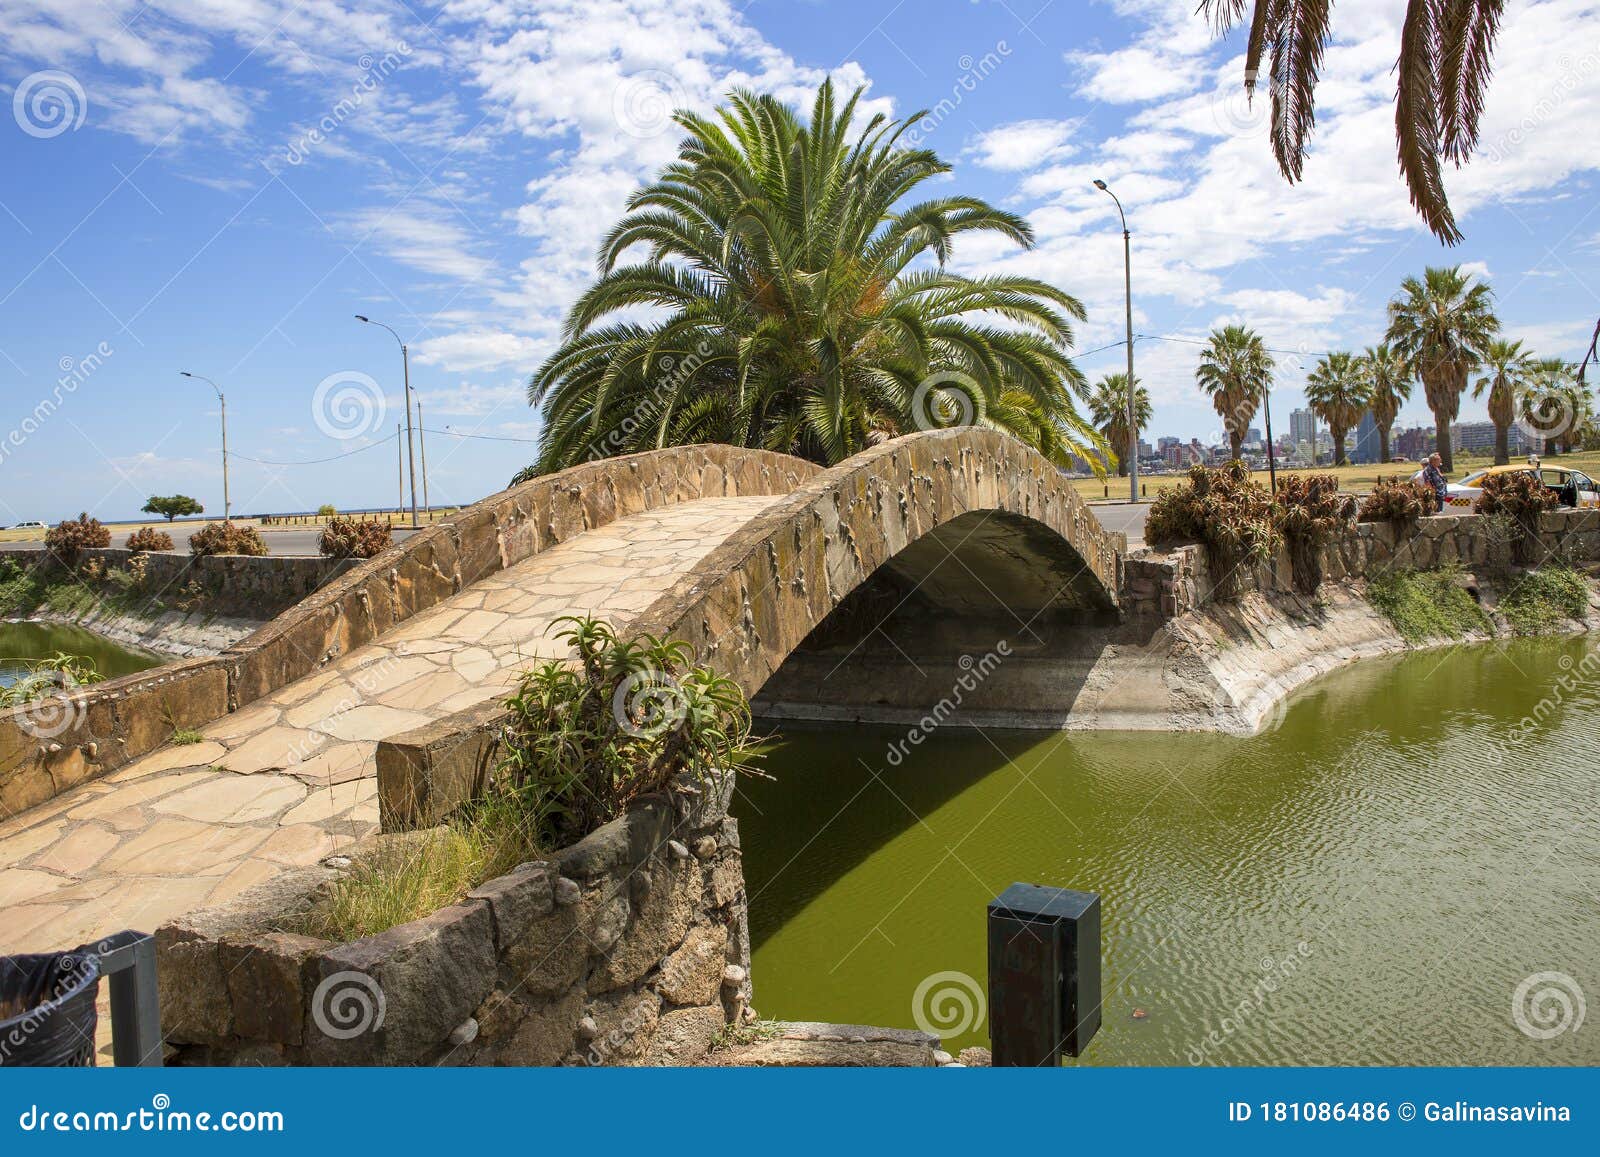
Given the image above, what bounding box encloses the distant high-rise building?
[1351,412,1381,464]
[1289,408,1316,450]
[1246,427,1262,444]
[1453,421,1529,457]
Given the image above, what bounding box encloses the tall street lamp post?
[355,315,419,528]
[179,371,230,520]
[1093,179,1138,503]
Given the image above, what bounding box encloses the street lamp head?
[354,314,370,323]
[1093,179,1108,191]
[179,370,193,377]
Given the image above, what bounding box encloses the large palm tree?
[1472,338,1534,465]
[1087,373,1152,478]
[519,81,1103,480]
[1195,325,1274,460]
[1361,342,1411,465]
[1384,265,1499,472]
[1521,358,1591,455]
[1304,352,1372,466]
[1200,1,1508,244]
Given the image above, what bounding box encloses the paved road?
[1086,501,1151,544]
[0,526,424,558]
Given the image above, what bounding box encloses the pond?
[738,636,1599,1065]
[0,621,161,688]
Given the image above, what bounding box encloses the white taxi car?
[1412,464,1600,509]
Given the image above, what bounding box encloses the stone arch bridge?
[0,430,1126,953]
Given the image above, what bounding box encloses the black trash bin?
[0,948,101,1066]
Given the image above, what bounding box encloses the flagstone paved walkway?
[0,496,782,957]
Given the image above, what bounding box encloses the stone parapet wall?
[1127,508,1600,618]
[157,789,751,1067]
[1,447,819,818]
[2,548,356,620]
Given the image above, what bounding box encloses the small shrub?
[170,727,205,745]
[1273,474,1355,594]
[497,615,755,849]
[126,527,174,553]
[0,652,105,709]
[1367,564,1491,642]
[1499,566,1590,635]
[1146,461,1279,599]
[317,504,338,518]
[189,521,268,557]
[318,516,393,559]
[1475,470,1558,565]
[1358,479,1431,531]
[44,512,111,565]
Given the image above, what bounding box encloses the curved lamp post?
[355,315,419,528]
[1093,179,1138,503]
[179,371,230,521]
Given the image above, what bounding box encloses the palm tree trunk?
[1434,410,1454,473]
[1493,421,1509,466]
[1229,431,1243,461]
[1332,430,1348,467]
[1378,425,1392,464]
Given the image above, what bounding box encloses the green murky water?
[0,622,160,687]
[738,638,1600,1065]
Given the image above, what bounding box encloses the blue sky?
[2,0,1598,520]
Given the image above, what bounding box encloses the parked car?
[8,520,46,531]
[1410,464,1600,509]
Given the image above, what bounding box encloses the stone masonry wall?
[1,446,819,818]
[2,548,356,620]
[1125,507,1600,619]
[156,786,750,1067]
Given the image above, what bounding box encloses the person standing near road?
[1422,452,1450,514]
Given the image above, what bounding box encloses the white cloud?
[967,119,1080,170]
[413,330,543,373]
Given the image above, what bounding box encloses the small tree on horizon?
[1305,352,1372,467]
[142,494,204,522]
[1361,343,1411,465]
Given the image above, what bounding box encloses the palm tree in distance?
[519,81,1105,481]
[1199,0,1509,244]
[1087,373,1152,477]
[1472,338,1534,465]
[1384,265,1499,473]
[1195,325,1274,461]
[1305,352,1372,467]
[1520,358,1591,455]
[1361,343,1411,465]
